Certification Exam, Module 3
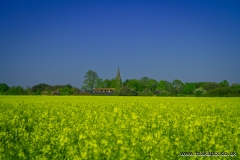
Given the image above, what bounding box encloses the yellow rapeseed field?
[0,96,239,159]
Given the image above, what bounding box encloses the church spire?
[116,66,121,80]
[116,67,122,89]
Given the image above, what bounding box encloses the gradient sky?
[1,0,240,88]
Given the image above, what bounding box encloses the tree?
[60,86,72,95]
[83,70,98,91]
[193,87,206,97]
[7,86,25,95]
[102,79,111,88]
[165,81,173,94]
[71,87,81,95]
[219,80,229,88]
[203,82,220,91]
[139,77,158,92]
[146,79,158,92]
[125,79,141,92]
[65,84,72,88]
[95,78,104,88]
[206,87,230,97]
[139,76,150,91]
[172,79,184,95]
[119,86,131,96]
[123,79,129,86]
[25,86,32,95]
[156,90,170,96]
[0,83,9,94]
[110,78,117,88]
[182,82,198,95]
[231,83,240,89]
[32,83,53,93]
[157,80,167,91]
[81,86,88,92]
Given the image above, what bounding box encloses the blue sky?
[1,0,240,88]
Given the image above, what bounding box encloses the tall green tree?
[83,70,98,91]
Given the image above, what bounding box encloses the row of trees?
[0,83,80,95]
[81,70,240,97]
[1,70,240,96]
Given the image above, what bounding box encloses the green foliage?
[32,83,52,93]
[122,79,129,86]
[83,70,98,91]
[110,78,117,88]
[172,79,184,95]
[95,78,104,88]
[102,79,111,88]
[7,86,26,95]
[182,83,198,95]
[125,79,140,92]
[60,87,73,95]
[34,90,41,95]
[138,77,157,92]
[0,83,9,94]
[203,82,220,91]
[138,88,154,96]
[206,87,231,97]
[156,80,167,90]
[25,87,32,95]
[0,96,239,159]
[71,87,81,95]
[193,87,206,97]
[80,86,88,92]
[219,80,229,88]
[231,83,240,89]
[156,90,170,96]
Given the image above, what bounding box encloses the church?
[92,67,122,94]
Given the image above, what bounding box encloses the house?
[52,89,60,95]
[93,88,115,93]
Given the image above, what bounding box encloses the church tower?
[116,67,122,89]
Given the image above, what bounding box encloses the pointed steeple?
[116,67,122,89]
[116,66,121,81]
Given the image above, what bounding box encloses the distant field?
[0,96,239,159]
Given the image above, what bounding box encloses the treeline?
[1,79,240,97]
[0,83,80,95]
[84,77,240,97]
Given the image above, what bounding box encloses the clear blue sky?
[1,0,240,88]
